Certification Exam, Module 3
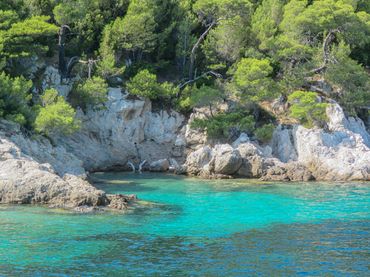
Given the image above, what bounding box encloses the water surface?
[0,173,369,276]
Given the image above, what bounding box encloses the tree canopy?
[0,0,369,139]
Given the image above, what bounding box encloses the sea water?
[0,173,369,276]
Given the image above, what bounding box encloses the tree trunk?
[189,20,217,80]
[58,25,70,80]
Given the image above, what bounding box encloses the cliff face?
[52,88,185,171]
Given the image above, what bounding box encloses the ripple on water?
[0,173,369,276]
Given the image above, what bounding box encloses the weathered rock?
[42,66,74,98]
[185,146,213,175]
[149,159,170,172]
[53,89,185,171]
[107,194,137,210]
[0,122,135,210]
[270,104,370,181]
[271,126,297,162]
[292,105,370,181]
[232,133,250,148]
[261,162,314,182]
[237,155,273,178]
[212,144,242,175]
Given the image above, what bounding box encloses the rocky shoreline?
[0,120,136,211]
[183,104,370,182]
[0,67,369,210]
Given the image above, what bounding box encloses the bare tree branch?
[188,20,218,80]
[309,29,340,74]
[178,70,223,90]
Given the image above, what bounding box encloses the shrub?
[288,91,328,128]
[72,77,108,110]
[191,112,255,139]
[126,69,178,100]
[35,89,80,136]
[0,72,34,127]
[254,123,275,143]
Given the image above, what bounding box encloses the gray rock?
[232,133,250,148]
[53,89,185,171]
[149,159,170,172]
[0,122,135,210]
[42,66,74,98]
[271,126,297,162]
[185,146,213,175]
[212,144,242,175]
[292,104,370,181]
[261,162,314,182]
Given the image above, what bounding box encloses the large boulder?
[149,159,170,172]
[185,146,213,175]
[212,144,242,175]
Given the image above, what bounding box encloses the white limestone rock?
[42,66,74,97]
[211,144,242,175]
[54,89,185,171]
[0,126,130,209]
[292,104,370,181]
[271,126,297,163]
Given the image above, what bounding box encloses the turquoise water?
[0,173,369,276]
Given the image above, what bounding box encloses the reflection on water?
[0,173,369,276]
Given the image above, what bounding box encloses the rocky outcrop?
[53,88,185,171]
[184,104,370,181]
[268,104,370,181]
[0,120,135,210]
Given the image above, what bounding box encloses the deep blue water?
[0,173,369,276]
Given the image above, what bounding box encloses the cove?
[0,173,369,276]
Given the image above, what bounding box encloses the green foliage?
[127,69,178,100]
[72,77,108,111]
[190,85,223,108]
[53,0,129,54]
[99,0,157,61]
[2,0,370,135]
[231,58,278,102]
[191,112,255,139]
[0,15,58,58]
[251,0,285,51]
[0,72,34,126]
[41,88,58,106]
[254,123,275,143]
[193,0,252,20]
[325,42,370,113]
[35,89,80,136]
[288,91,328,128]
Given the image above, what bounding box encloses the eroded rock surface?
[54,89,185,171]
[184,104,370,181]
[0,120,135,210]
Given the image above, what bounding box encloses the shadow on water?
[1,220,369,276]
